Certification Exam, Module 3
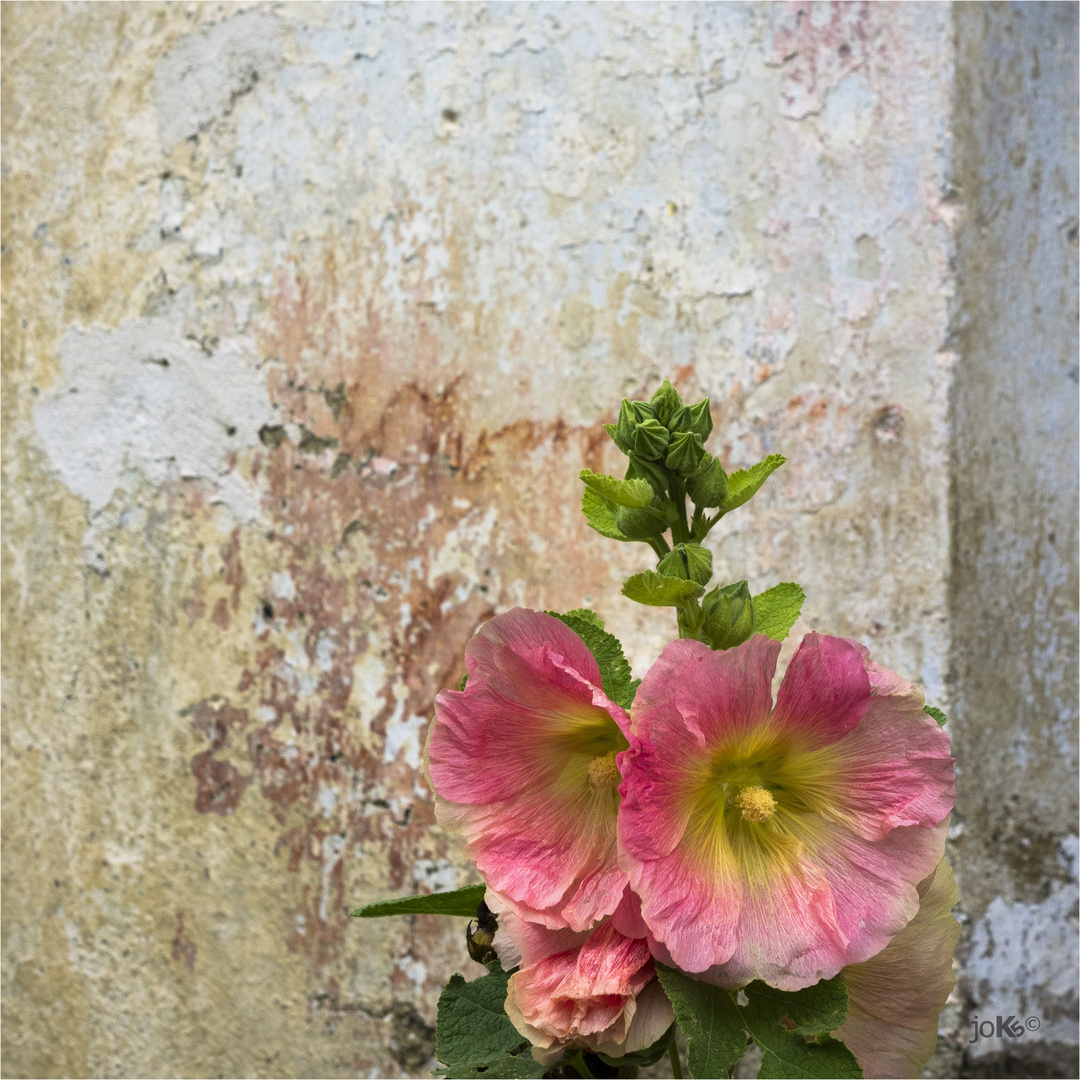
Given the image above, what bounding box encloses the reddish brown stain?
[178,255,706,980]
[171,911,197,972]
[211,596,231,630]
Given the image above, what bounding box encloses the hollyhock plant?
[618,632,956,991]
[355,380,961,1080]
[836,859,961,1079]
[426,608,631,931]
[492,889,675,1065]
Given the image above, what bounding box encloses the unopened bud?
[703,580,756,650]
[649,380,683,426]
[685,455,729,508]
[668,398,713,442]
[605,399,640,454]
[633,418,671,461]
[665,430,706,475]
[616,502,667,540]
[658,543,713,586]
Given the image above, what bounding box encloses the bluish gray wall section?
[951,3,1079,1075]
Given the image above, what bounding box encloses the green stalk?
[566,1049,594,1079]
[667,474,691,545]
[668,1041,684,1079]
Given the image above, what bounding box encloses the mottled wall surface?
[0,3,1067,1078]
[950,4,1079,1077]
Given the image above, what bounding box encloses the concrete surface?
[1,3,1074,1077]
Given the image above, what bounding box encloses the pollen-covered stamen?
[735,784,777,822]
[588,750,621,789]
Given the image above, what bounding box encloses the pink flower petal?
[620,633,956,984]
[771,633,872,747]
[503,912,673,1059]
[837,860,961,1079]
[427,609,631,930]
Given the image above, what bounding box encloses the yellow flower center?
[734,784,777,823]
[587,750,621,789]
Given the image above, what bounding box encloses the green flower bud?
[605,399,640,454]
[703,580,756,650]
[649,380,683,426]
[657,543,713,586]
[687,398,713,440]
[669,399,713,440]
[616,502,667,540]
[629,400,655,424]
[626,453,669,498]
[665,430,706,475]
[633,418,671,461]
[684,455,729,508]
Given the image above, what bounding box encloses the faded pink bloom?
[427,609,631,931]
[495,889,675,1064]
[619,633,955,990]
[837,859,961,1079]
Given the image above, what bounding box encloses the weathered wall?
[950,3,1079,1077]
[0,2,1064,1078]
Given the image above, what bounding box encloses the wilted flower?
[836,859,961,1079]
[494,889,675,1064]
[427,609,631,931]
[618,633,955,989]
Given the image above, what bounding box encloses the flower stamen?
[735,784,777,822]
[588,750,621,789]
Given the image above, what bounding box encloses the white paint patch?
[271,571,296,600]
[413,858,457,894]
[966,835,1080,1056]
[33,320,274,521]
[155,9,285,152]
[382,709,428,769]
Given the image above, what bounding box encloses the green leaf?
[561,608,604,629]
[655,965,748,1080]
[458,673,468,691]
[349,884,486,919]
[579,469,655,509]
[752,583,806,642]
[548,611,635,711]
[622,570,704,607]
[924,705,948,727]
[434,966,546,1079]
[719,454,786,514]
[582,489,630,542]
[741,978,862,1079]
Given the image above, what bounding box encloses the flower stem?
[566,1049,594,1079]
[668,1041,684,1079]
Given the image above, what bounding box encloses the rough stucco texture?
[950,4,1079,1077]
[0,2,1048,1077]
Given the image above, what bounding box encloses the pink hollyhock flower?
[427,608,631,931]
[836,859,961,1079]
[494,889,675,1064]
[619,632,955,990]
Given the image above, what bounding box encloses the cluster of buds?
[583,380,785,651]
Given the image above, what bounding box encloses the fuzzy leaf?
[434,966,546,1079]
[720,454,786,514]
[924,705,948,727]
[622,570,704,607]
[350,884,486,919]
[580,469,655,509]
[655,966,748,1080]
[548,611,636,710]
[582,489,630,542]
[562,608,604,629]
[741,978,862,1079]
[752,583,806,642]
